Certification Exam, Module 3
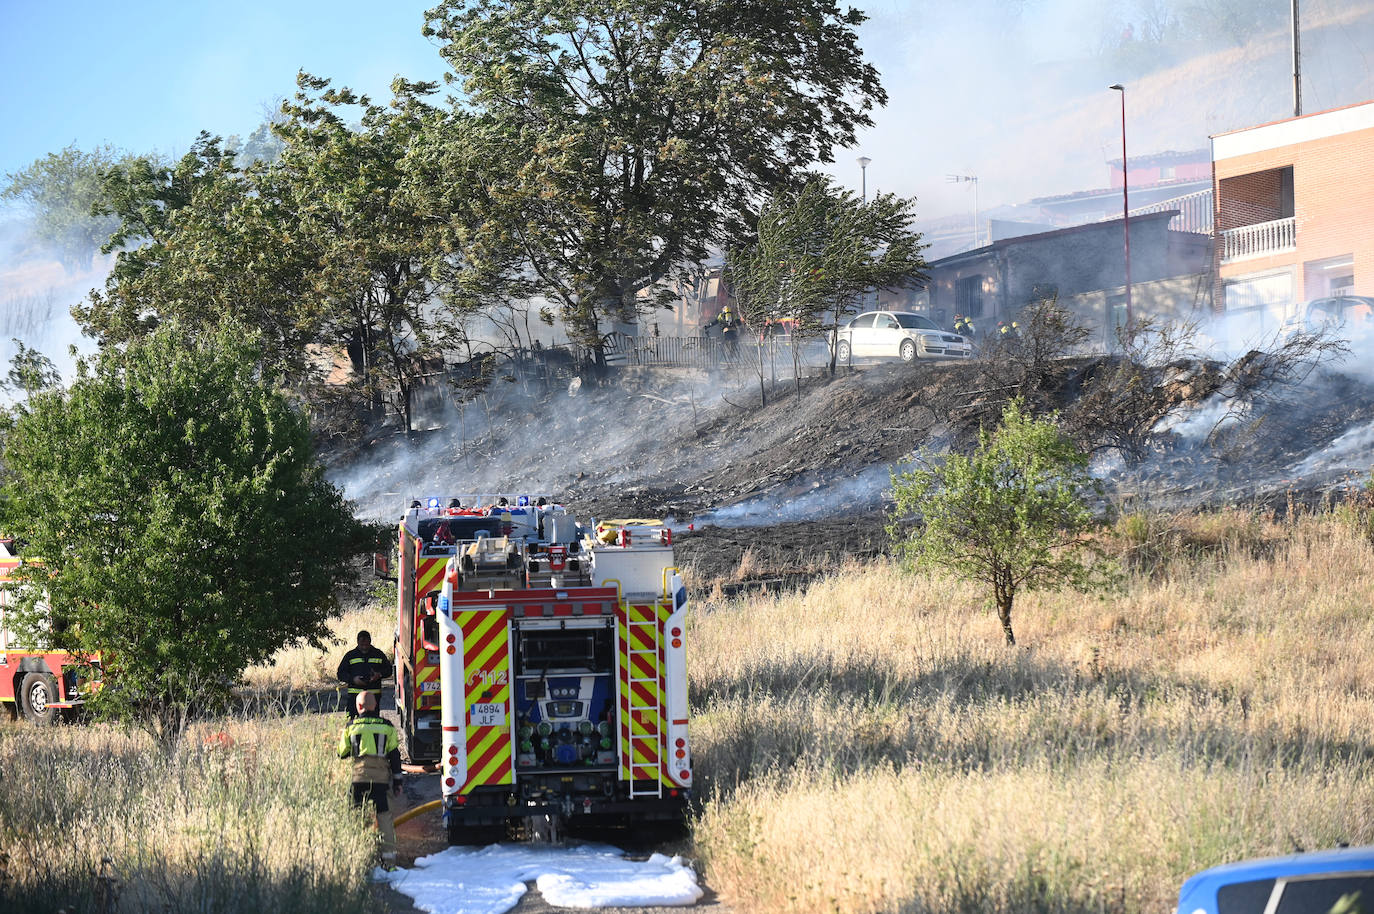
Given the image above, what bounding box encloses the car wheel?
[837,340,851,364]
[19,672,58,726]
[900,339,916,362]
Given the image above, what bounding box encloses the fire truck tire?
[19,672,58,726]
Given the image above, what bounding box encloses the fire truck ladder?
[625,604,664,799]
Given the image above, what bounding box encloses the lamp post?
[1109,84,1133,331]
[857,156,871,203]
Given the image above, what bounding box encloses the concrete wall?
[1060,274,1214,351]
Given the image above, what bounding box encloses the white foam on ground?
[375,843,704,914]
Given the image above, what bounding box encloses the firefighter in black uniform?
[337,630,392,719]
[338,691,403,863]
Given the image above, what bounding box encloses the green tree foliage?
[887,400,1112,646]
[1,144,128,272]
[0,322,372,749]
[76,77,488,432]
[422,0,886,359]
[727,176,927,395]
[270,74,476,432]
[3,340,61,399]
[76,133,322,384]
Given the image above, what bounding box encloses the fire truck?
[0,538,97,724]
[389,496,691,841]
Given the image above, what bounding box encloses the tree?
[77,78,498,434]
[0,322,373,749]
[1179,0,1285,48]
[76,134,325,387]
[1,144,127,272]
[3,340,61,399]
[727,176,927,401]
[270,74,478,432]
[422,0,886,361]
[887,399,1111,645]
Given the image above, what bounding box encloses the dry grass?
[0,597,397,912]
[688,510,1374,914]
[0,713,375,913]
[240,602,393,692]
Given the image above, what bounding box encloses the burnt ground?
[330,356,1374,593]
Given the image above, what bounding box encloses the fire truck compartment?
[514,622,617,772]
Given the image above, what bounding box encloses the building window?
[1160,165,1175,180]
[1223,269,1295,332]
[956,274,985,318]
[1305,254,1355,299]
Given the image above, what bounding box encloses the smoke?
[330,368,736,522]
[1290,420,1374,479]
[690,463,900,528]
[0,212,101,403]
[840,0,1374,223]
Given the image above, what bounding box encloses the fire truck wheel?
[19,673,58,726]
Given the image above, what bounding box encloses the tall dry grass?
[240,602,393,693]
[0,714,376,913]
[688,509,1374,914]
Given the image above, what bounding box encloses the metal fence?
[601,331,831,371]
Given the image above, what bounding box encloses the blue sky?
[2,1,1367,220]
[0,1,447,178]
[0,0,1117,216]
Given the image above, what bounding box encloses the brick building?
[1212,99,1374,327]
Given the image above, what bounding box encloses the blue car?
[1177,846,1374,914]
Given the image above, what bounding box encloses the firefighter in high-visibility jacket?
[336,630,392,718]
[338,691,403,862]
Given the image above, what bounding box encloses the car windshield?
[894,313,940,331]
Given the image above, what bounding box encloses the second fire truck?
[0,538,97,724]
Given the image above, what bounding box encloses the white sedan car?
[836,311,973,363]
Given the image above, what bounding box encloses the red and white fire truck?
[389,497,691,841]
[0,538,97,724]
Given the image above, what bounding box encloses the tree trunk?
[996,591,1016,645]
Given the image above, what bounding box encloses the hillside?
[328,351,1374,589]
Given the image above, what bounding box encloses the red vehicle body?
[0,539,97,724]
[390,495,541,762]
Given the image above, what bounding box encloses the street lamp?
[1110,83,1133,331]
[857,156,871,202]
[947,173,980,247]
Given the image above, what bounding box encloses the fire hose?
[394,798,441,827]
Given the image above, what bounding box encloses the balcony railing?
[1129,188,1213,234]
[1220,217,1296,263]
